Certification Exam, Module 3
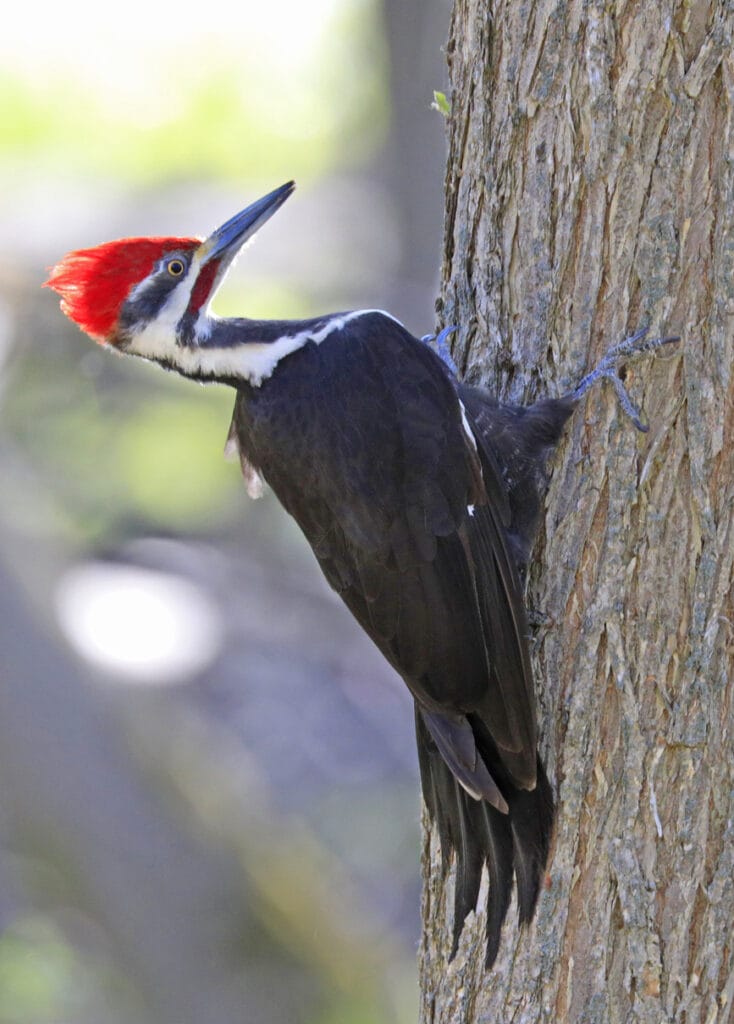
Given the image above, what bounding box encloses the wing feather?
[231,313,553,963]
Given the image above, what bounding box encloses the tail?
[415,708,554,967]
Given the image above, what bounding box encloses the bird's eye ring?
[167,259,185,277]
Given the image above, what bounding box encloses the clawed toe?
[572,329,680,433]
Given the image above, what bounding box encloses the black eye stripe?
[120,257,191,329]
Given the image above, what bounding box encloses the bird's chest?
[231,340,353,499]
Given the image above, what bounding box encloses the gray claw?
[572,328,680,433]
[421,325,460,375]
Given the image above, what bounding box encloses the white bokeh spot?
[56,562,224,684]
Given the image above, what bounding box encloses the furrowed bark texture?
[420,3,734,1022]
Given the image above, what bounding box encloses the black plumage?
[230,312,573,964]
[47,183,677,969]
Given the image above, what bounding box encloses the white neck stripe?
[129,308,403,386]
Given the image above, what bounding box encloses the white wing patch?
[458,399,478,451]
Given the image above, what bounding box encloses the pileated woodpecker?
[46,182,675,966]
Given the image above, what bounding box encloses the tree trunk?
[420,3,734,1022]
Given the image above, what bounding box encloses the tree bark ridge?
[421,2,734,1021]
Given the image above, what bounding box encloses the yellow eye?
[167,259,185,277]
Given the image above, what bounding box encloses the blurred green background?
[0,1,450,1021]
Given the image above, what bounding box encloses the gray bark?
[420,2,734,1022]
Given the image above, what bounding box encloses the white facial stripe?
[203,311,364,384]
[202,326,335,385]
[126,253,202,360]
[130,308,404,386]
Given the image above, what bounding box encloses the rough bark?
[420,2,734,1022]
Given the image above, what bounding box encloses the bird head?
[45,182,295,361]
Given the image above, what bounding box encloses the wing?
[458,384,576,574]
[230,312,554,963]
[231,313,538,789]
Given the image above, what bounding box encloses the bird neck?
[127,309,401,388]
[200,313,356,386]
[124,312,335,387]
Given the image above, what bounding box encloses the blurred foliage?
[5,282,325,544]
[3,339,241,538]
[0,0,388,184]
[0,913,136,1024]
[0,917,78,1023]
[315,997,398,1024]
[0,0,430,1020]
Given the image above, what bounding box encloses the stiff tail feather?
[415,707,554,966]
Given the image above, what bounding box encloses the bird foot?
[421,325,460,375]
[571,328,680,433]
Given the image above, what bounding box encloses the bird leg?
[422,324,679,432]
[571,328,680,433]
[421,325,460,375]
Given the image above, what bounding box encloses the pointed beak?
[200,181,295,266]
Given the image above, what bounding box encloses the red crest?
[45,237,200,342]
